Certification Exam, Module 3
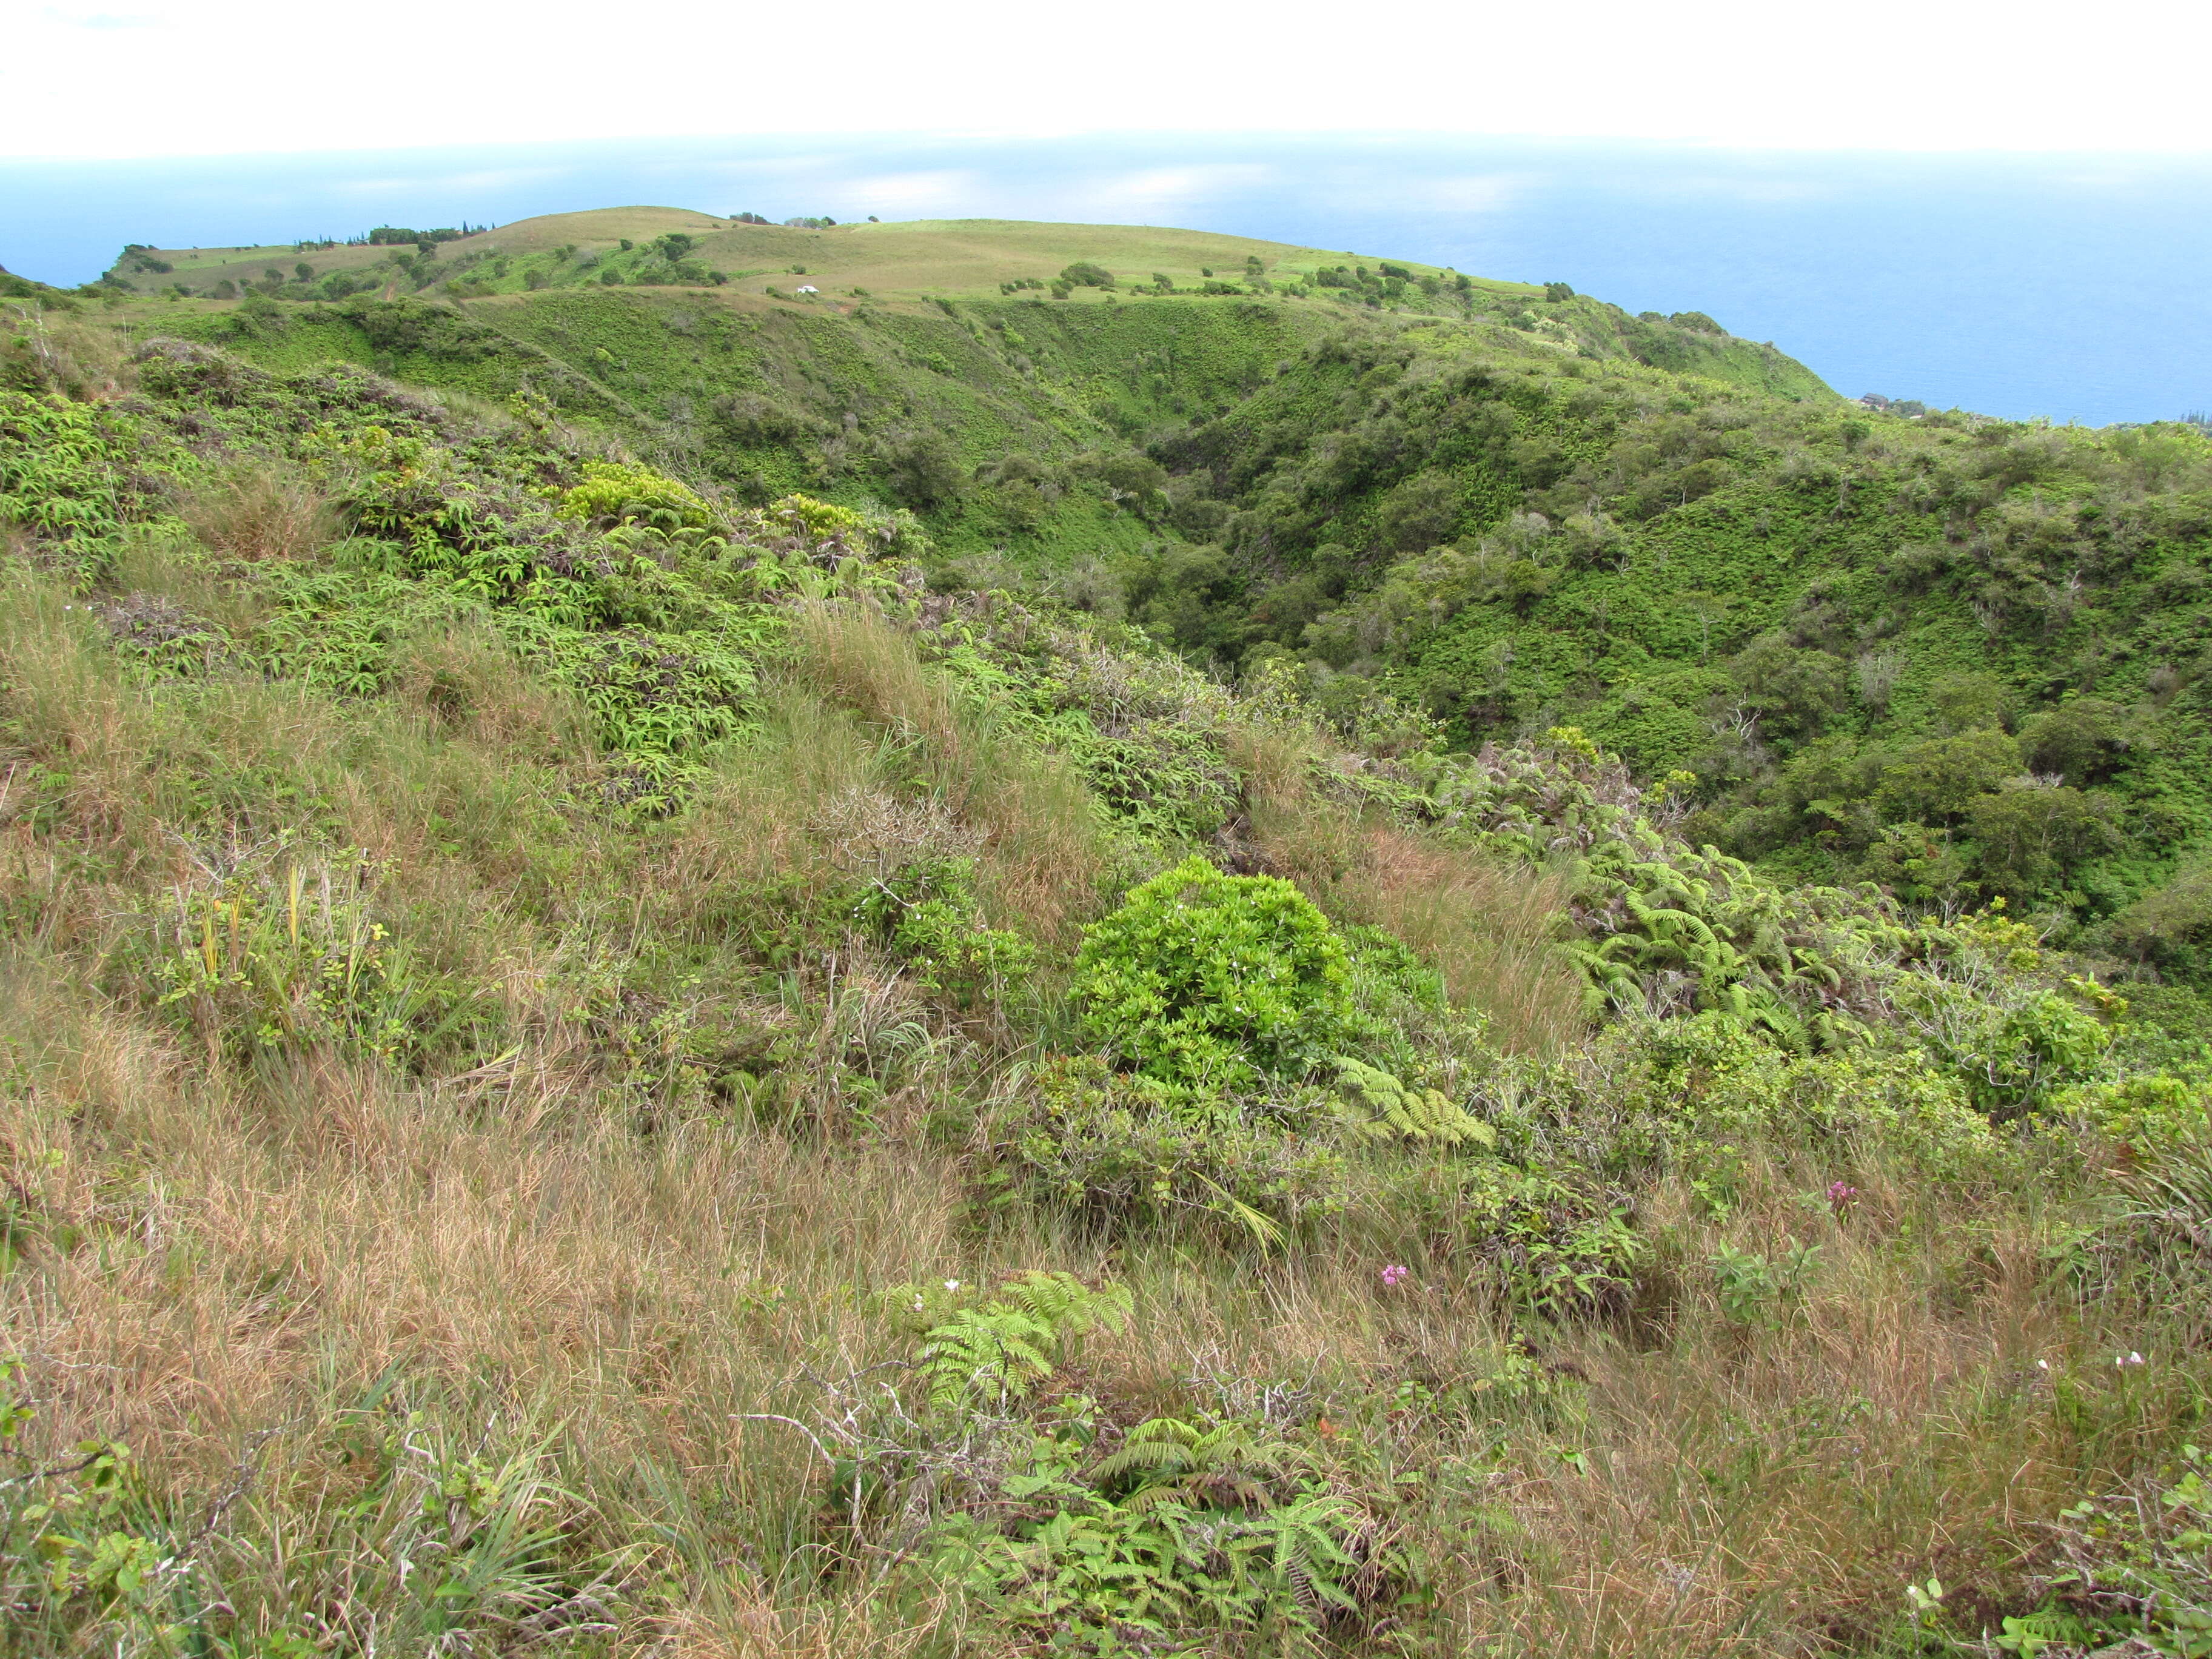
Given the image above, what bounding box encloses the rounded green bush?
[1072,856,1352,1089]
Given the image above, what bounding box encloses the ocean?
[4,132,2207,426]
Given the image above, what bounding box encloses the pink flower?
[1827,1181,1860,1216]
[1380,1264,1408,1288]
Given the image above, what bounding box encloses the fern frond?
[919,1305,1056,1406]
[914,1272,1134,1409]
[1191,1174,1287,1251]
[998,1270,1134,1341]
[1335,1059,1496,1148]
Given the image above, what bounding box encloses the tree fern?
[918,1306,1057,1408]
[1258,1494,1365,1613]
[994,1270,1134,1344]
[1199,1493,1367,1626]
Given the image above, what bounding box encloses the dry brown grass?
[1338,1158,2107,1657]
[1341,827,1589,1056]
[179,463,336,562]
[386,620,594,760]
[8,560,601,846]
[657,686,906,934]
[1225,721,1587,1054]
[0,947,977,1648]
[0,308,137,401]
[102,525,273,635]
[791,602,1111,943]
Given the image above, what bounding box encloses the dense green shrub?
[1072,856,1353,1088]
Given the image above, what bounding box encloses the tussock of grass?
[793,600,1113,943]
[179,463,336,563]
[1342,828,1587,1056]
[1227,721,1585,1054]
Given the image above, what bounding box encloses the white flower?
[943,1279,961,1292]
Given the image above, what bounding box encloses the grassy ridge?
[92,208,1504,306]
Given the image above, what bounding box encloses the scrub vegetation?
[1,213,2208,1657]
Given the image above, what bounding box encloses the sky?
[9,0,2212,158]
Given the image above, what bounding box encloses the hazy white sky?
[8,0,2209,159]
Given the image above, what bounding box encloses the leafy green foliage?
[1707,1238,1822,1326]
[879,1285,1389,1652]
[0,392,140,554]
[1073,855,1353,1088]
[858,857,1037,1010]
[917,1423,1376,1652]
[2061,1071,2212,1155]
[1982,1445,2212,1657]
[980,1054,1351,1242]
[130,855,497,1070]
[554,457,718,530]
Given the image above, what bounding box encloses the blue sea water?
[4,132,2208,427]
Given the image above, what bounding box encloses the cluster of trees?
[362,225,468,247]
[1310,263,1476,309]
[603,232,725,288]
[147,230,752,305]
[1010,256,1289,302]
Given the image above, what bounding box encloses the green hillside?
[72,214,2212,974]
[2,216,2209,1658]
[85,206,1539,302]
[92,207,1831,397]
